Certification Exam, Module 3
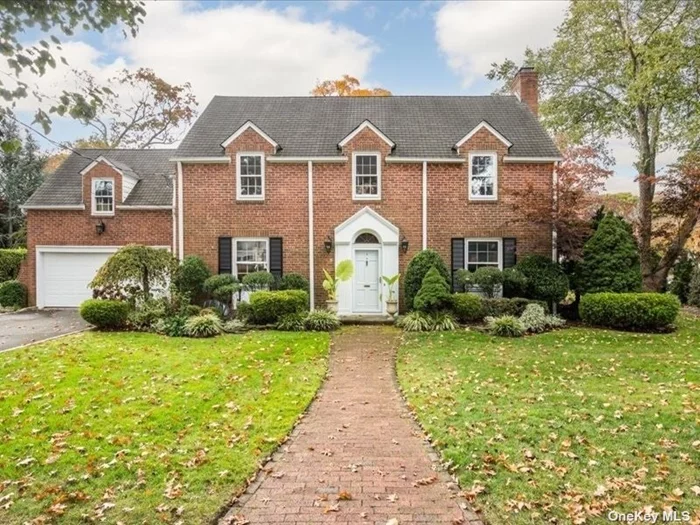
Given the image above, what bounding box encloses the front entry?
[353,249,380,312]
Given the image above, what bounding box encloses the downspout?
[171,174,176,254]
[177,161,184,261]
[308,160,315,310]
[551,161,559,314]
[422,161,427,249]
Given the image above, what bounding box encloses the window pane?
[355,175,378,195]
[355,155,377,176]
[240,176,262,196]
[236,241,267,264]
[95,180,113,197]
[240,155,261,176]
[471,155,494,197]
[466,240,499,271]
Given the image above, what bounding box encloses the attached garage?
[35,247,120,308]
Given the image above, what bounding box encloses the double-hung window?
[92,178,114,215]
[236,153,264,200]
[353,152,381,200]
[468,152,497,200]
[235,239,269,277]
[465,239,502,272]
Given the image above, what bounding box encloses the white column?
[308,161,315,310]
[422,161,428,249]
[177,161,184,261]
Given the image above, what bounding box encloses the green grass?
[0,330,329,523]
[397,316,700,524]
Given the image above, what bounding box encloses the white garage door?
[38,249,116,308]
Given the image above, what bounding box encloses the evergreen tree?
[579,213,642,294]
[0,119,45,247]
[688,266,700,307]
[669,253,696,304]
[413,266,451,313]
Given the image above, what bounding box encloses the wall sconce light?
[95,220,106,235]
[400,236,409,254]
[324,235,333,253]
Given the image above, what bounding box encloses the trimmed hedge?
[0,248,26,282]
[247,290,309,325]
[579,292,680,331]
[481,297,549,318]
[280,272,309,291]
[404,250,450,311]
[0,280,27,308]
[79,299,129,329]
[516,255,569,303]
[450,293,484,323]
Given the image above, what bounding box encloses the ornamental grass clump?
[396,311,432,332]
[303,310,341,331]
[183,313,223,338]
[486,315,525,337]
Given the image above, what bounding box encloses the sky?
[9,0,681,194]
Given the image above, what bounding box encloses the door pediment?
[334,207,399,245]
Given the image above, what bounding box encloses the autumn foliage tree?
[510,139,613,261]
[311,75,391,97]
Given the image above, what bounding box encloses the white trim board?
[221,121,279,151]
[503,156,562,163]
[20,205,85,211]
[169,157,230,164]
[386,157,465,164]
[455,121,512,152]
[338,120,395,149]
[267,156,347,163]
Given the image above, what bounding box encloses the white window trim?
[468,152,498,201]
[233,237,270,278]
[464,238,503,271]
[91,177,115,216]
[236,152,265,201]
[352,152,382,201]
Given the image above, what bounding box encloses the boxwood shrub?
[579,292,680,331]
[79,299,129,329]
[247,289,309,325]
[481,297,549,318]
[0,280,27,308]
[516,255,569,303]
[450,293,484,323]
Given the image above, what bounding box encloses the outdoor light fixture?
[95,220,106,235]
[400,236,409,254]
[324,235,333,253]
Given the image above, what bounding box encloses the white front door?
[353,249,380,312]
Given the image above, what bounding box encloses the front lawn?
[0,330,329,523]
[397,316,699,524]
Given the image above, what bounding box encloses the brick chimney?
[510,66,538,116]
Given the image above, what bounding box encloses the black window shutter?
[218,237,232,274]
[503,238,517,268]
[269,237,283,280]
[451,238,465,292]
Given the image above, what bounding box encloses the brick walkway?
[221,326,482,525]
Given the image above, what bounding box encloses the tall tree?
[510,138,614,261]
[489,0,700,290]
[0,1,146,147]
[70,68,198,148]
[311,75,391,96]
[0,118,45,247]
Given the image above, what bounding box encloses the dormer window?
[236,152,265,200]
[353,152,381,200]
[469,152,497,201]
[92,178,114,215]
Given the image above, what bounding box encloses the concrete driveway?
[0,309,88,352]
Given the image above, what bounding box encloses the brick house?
[22,67,560,315]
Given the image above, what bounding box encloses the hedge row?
[0,248,26,282]
[579,292,680,331]
[450,293,548,323]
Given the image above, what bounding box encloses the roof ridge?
[210,94,518,100]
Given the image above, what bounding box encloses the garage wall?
[24,209,172,306]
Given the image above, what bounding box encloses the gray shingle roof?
[24,149,174,207]
[176,95,560,158]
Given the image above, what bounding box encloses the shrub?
[222,319,247,334]
[127,299,168,331]
[454,269,473,292]
[91,284,131,301]
[396,311,432,332]
[669,254,696,304]
[413,266,451,312]
[280,272,309,291]
[304,310,341,331]
[277,313,306,331]
[152,315,188,337]
[0,280,27,308]
[502,268,527,298]
[486,315,525,337]
[201,300,230,319]
[242,271,276,291]
[450,293,484,323]
[203,274,240,303]
[516,255,569,303]
[174,256,211,300]
[689,267,700,307]
[472,267,503,298]
[431,312,457,331]
[404,250,450,310]
[579,292,680,331]
[0,248,27,281]
[183,304,202,317]
[247,290,309,325]
[519,304,565,334]
[183,313,223,338]
[579,213,642,294]
[481,297,548,318]
[79,299,129,329]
